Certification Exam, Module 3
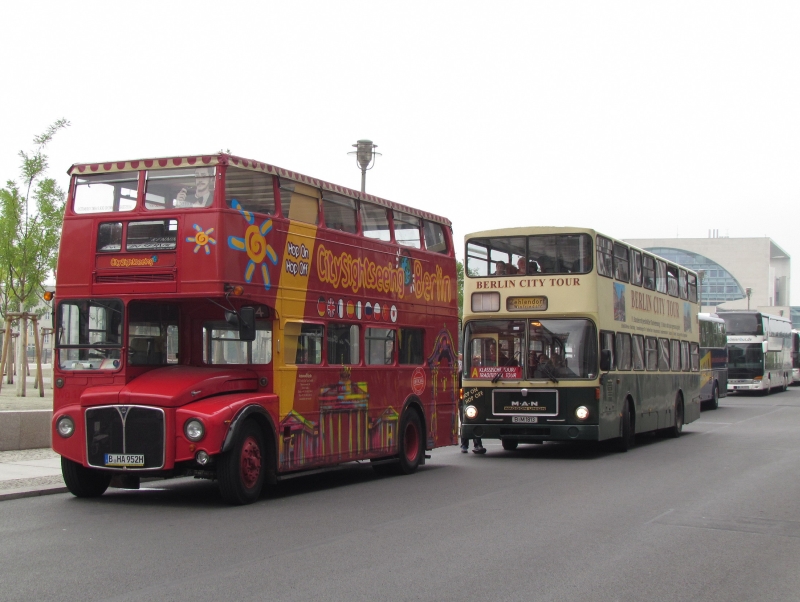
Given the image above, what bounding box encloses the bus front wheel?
[61,457,111,498]
[218,420,266,505]
[502,439,519,451]
[614,401,634,453]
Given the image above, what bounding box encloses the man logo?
[511,401,539,407]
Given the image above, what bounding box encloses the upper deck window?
[280,181,319,225]
[146,167,216,210]
[73,173,137,214]
[642,254,656,290]
[393,211,421,248]
[596,236,613,278]
[613,242,630,282]
[360,203,391,242]
[678,268,688,300]
[655,259,668,294]
[322,193,358,233]
[666,264,679,297]
[423,220,448,254]
[467,234,591,277]
[630,249,643,286]
[225,167,276,215]
[687,272,697,302]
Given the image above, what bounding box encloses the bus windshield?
[466,233,593,277]
[464,318,597,379]
[727,343,763,373]
[56,299,123,370]
[720,313,762,335]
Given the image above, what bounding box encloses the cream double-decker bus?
[460,227,701,452]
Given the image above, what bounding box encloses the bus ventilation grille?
[95,273,175,283]
[500,427,551,437]
[86,406,165,470]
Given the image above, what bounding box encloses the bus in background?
[790,330,800,385]
[460,227,701,453]
[698,313,727,410]
[718,311,792,395]
[52,153,458,504]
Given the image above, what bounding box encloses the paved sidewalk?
[0,448,66,501]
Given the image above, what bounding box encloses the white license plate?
[105,454,144,467]
[512,416,538,424]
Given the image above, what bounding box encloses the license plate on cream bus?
[104,454,145,467]
[512,416,538,424]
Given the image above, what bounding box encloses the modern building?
[624,235,791,314]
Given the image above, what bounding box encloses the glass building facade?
[646,247,746,306]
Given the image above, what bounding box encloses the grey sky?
[2,1,798,300]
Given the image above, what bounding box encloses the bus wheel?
[61,457,111,498]
[709,383,719,410]
[397,409,424,475]
[761,378,771,396]
[667,395,684,438]
[782,377,789,392]
[218,420,266,505]
[502,439,519,451]
[614,401,634,453]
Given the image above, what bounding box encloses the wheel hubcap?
[404,422,419,463]
[240,436,262,489]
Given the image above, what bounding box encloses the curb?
[0,484,68,502]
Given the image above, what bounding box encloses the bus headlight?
[56,415,75,438]
[575,406,589,421]
[465,405,478,419]
[184,418,205,442]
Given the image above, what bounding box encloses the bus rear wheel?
[708,383,719,410]
[397,409,424,475]
[667,395,684,438]
[61,457,111,498]
[502,439,519,451]
[218,420,266,505]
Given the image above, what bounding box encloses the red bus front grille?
[96,273,175,283]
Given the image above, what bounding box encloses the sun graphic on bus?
[186,224,217,255]
[227,199,279,290]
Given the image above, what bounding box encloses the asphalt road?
[2,389,800,602]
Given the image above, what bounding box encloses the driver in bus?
[176,167,215,207]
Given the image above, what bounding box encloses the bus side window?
[423,220,449,254]
[680,341,690,371]
[596,236,613,278]
[670,339,681,371]
[629,249,643,286]
[632,335,645,370]
[615,332,632,370]
[658,338,671,371]
[225,168,276,215]
[361,203,392,241]
[645,337,658,370]
[366,328,395,365]
[600,331,616,370]
[280,181,319,225]
[613,242,629,282]
[327,323,360,364]
[398,328,424,365]
[642,254,656,291]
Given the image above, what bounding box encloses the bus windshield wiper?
[542,365,559,384]
[492,371,503,383]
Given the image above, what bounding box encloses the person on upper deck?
[494,261,507,276]
[176,167,215,207]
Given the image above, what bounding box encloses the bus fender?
[221,404,278,483]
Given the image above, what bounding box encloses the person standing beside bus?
[459,352,486,454]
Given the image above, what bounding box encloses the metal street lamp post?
[746,287,752,310]
[348,139,381,193]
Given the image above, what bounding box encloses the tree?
[0,119,69,317]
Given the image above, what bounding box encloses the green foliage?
[0,119,69,316]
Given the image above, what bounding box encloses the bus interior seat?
[129,337,164,365]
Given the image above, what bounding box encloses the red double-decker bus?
[52,154,458,504]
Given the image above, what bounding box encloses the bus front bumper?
[728,380,766,392]
[461,423,599,442]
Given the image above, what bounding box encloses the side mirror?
[224,307,257,342]
[239,306,256,342]
[600,349,612,372]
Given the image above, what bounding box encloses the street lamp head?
[351,139,379,170]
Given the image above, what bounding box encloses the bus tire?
[761,378,771,396]
[218,419,266,505]
[667,394,684,438]
[709,383,719,410]
[614,401,634,453]
[397,409,424,475]
[502,439,519,451]
[61,457,111,498]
